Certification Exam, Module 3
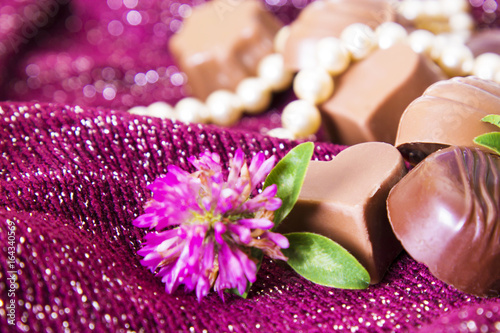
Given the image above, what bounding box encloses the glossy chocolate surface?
[387,146,500,297]
[278,142,406,284]
[169,0,282,100]
[320,43,444,146]
[396,76,500,165]
[282,0,395,71]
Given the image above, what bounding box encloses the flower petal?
[139,252,164,272]
[216,188,240,214]
[196,276,211,301]
[249,154,276,189]
[264,231,289,249]
[215,242,244,295]
[132,213,159,228]
[233,247,257,284]
[237,218,274,230]
[214,221,226,244]
[189,151,221,171]
[249,232,289,262]
[227,224,252,244]
[248,152,265,176]
[194,238,216,300]
[186,225,207,267]
[227,149,245,187]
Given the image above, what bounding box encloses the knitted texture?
[0,0,500,332]
[1,102,499,332]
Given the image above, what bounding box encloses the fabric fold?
[1,101,498,332]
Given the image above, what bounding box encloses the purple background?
[0,1,499,332]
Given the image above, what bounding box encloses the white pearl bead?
[399,0,424,21]
[147,101,177,119]
[274,25,290,54]
[438,43,474,76]
[257,53,294,92]
[408,29,435,55]
[236,77,272,114]
[340,23,377,60]
[128,106,149,116]
[315,37,351,75]
[494,69,500,85]
[422,0,444,18]
[175,97,210,123]
[473,53,500,81]
[375,22,408,50]
[449,12,474,33]
[293,68,334,105]
[206,90,244,126]
[430,33,466,60]
[441,0,469,16]
[266,127,296,140]
[281,100,322,138]
[449,32,469,45]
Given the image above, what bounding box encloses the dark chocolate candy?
[278,142,406,284]
[396,76,500,165]
[387,146,500,297]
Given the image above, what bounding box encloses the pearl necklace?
[128,0,500,141]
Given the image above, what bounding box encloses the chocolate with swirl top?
[395,76,500,165]
[387,146,500,297]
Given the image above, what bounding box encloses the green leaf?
[474,132,500,155]
[282,232,370,289]
[264,142,314,228]
[229,143,314,298]
[228,283,250,299]
[481,114,500,128]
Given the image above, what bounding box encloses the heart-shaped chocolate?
[278,142,406,283]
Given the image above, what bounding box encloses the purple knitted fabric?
[1,0,500,332]
[1,102,499,332]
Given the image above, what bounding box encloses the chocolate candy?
[169,0,282,100]
[395,76,500,165]
[467,28,500,57]
[320,43,445,146]
[282,0,395,71]
[278,142,406,283]
[387,146,500,297]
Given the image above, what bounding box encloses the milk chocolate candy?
[169,0,282,100]
[395,76,500,165]
[278,142,406,284]
[320,43,445,146]
[467,28,500,57]
[282,0,396,71]
[387,146,500,297]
